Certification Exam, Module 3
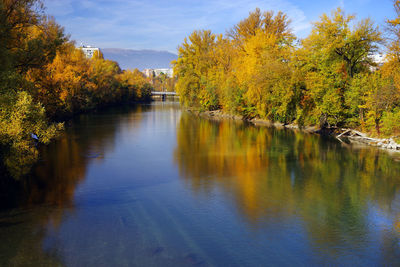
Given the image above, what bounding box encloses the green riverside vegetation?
[0,0,152,179]
[173,4,400,139]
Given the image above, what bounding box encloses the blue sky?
[43,0,396,53]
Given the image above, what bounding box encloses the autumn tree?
[375,0,400,136]
[173,5,400,137]
[300,8,382,127]
[0,0,153,178]
[173,30,219,110]
[0,0,64,178]
[228,8,293,48]
[117,69,152,101]
[228,9,296,120]
[152,72,176,93]
[0,91,62,178]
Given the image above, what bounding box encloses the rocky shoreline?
[190,109,400,153]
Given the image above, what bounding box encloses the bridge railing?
[151,91,178,96]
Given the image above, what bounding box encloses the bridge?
[151,91,178,101]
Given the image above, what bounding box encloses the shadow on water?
[174,112,400,264]
[0,104,151,266]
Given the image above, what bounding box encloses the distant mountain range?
[101,48,177,71]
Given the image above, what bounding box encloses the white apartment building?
[143,68,173,78]
[79,45,100,59]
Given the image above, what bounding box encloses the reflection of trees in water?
[174,113,400,257]
[0,105,149,266]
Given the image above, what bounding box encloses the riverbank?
[190,109,400,153]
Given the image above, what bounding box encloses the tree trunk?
[375,118,380,135]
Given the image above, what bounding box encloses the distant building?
[143,68,173,78]
[371,53,386,65]
[79,45,100,59]
[143,69,154,77]
[370,53,387,71]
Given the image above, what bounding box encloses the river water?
[1,102,400,266]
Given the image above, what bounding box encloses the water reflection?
[1,104,399,266]
[174,112,400,261]
[0,105,150,266]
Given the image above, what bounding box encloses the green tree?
[173,30,218,110]
[0,0,64,178]
[299,8,382,127]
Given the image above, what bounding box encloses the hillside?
[101,48,177,70]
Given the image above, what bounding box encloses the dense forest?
[0,0,152,179]
[173,3,400,139]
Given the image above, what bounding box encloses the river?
[0,102,399,266]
